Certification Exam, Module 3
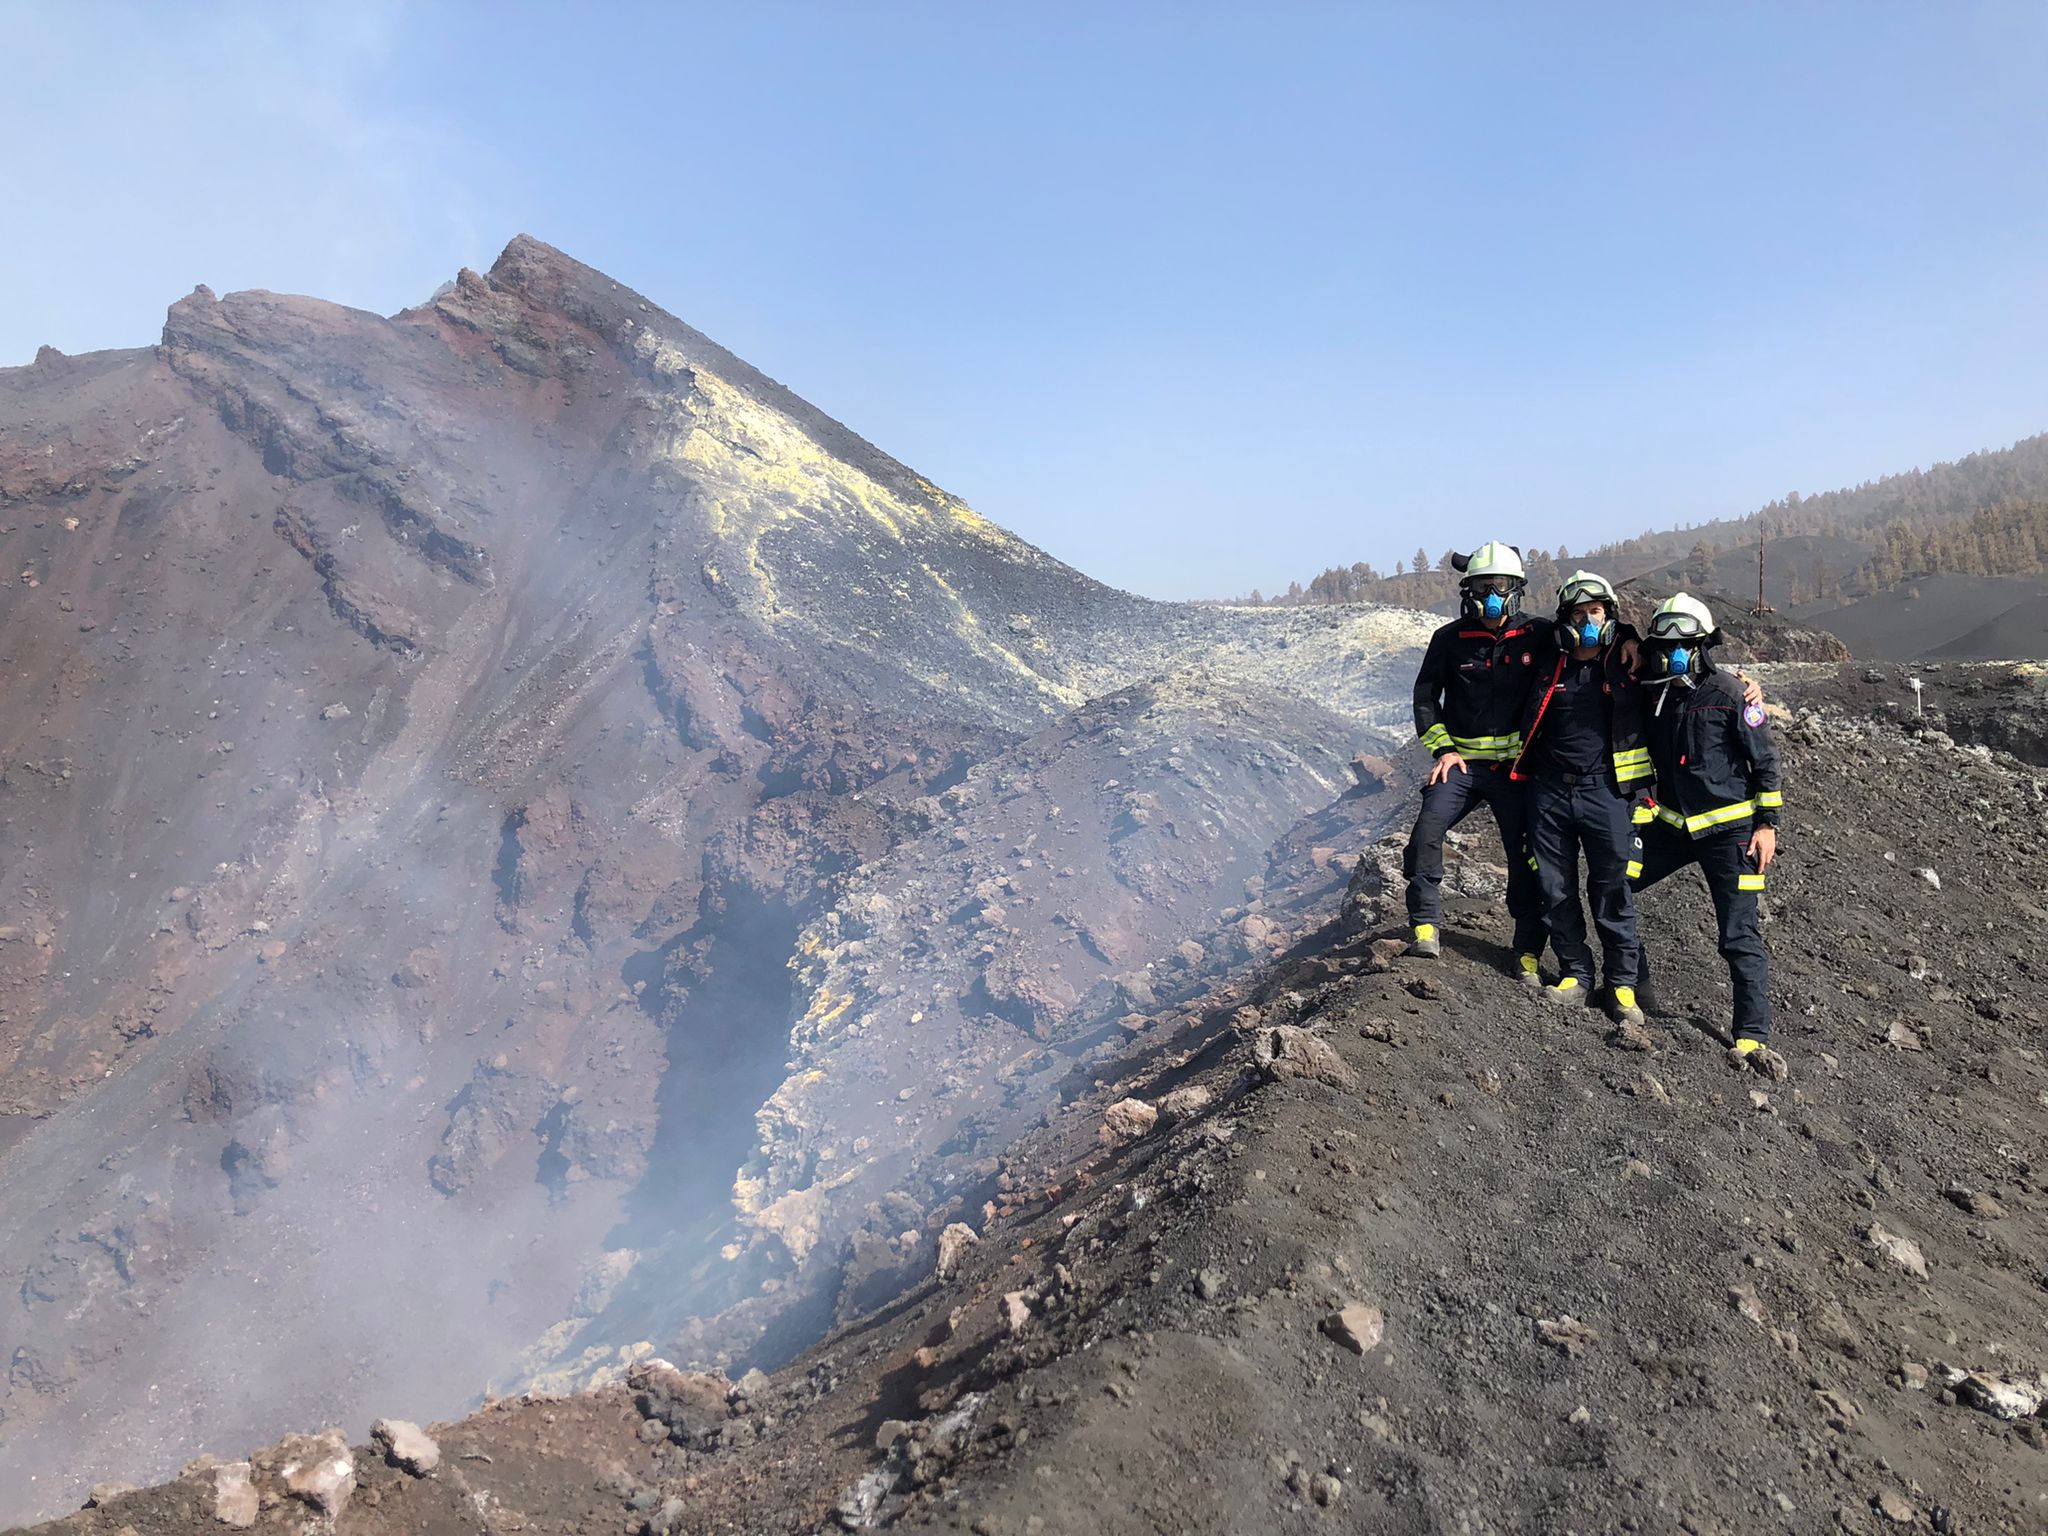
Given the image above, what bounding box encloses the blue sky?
[7,2,2047,598]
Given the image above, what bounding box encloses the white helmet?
[1647,591,1717,641]
[1455,541,1526,582]
[1453,541,1527,623]
[1644,592,1719,683]
[1556,569,1618,611]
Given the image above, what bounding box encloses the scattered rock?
[1728,1283,1766,1325]
[391,946,442,989]
[1099,1097,1159,1144]
[85,1483,138,1507]
[1368,937,1409,971]
[1608,1016,1656,1052]
[1536,1315,1598,1358]
[1003,1290,1034,1335]
[1195,1268,1226,1302]
[1813,1298,1860,1357]
[1311,1473,1342,1507]
[1938,1366,2048,1420]
[1814,1388,1861,1430]
[1914,867,1941,890]
[627,1360,732,1436]
[278,1430,355,1516]
[874,1417,915,1450]
[1885,1019,1926,1052]
[208,1462,258,1528]
[1866,1223,1929,1280]
[1252,1025,1357,1090]
[1322,1303,1385,1355]
[1873,1487,1916,1524]
[1730,1043,1790,1080]
[320,703,351,721]
[370,1417,440,1475]
[1942,1185,2004,1219]
[936,1222,980,1280]
[835,1471,896,1528]
[1157,1084,1214,1123]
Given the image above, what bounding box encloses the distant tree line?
[1851,499,2048,590]
[1218,431,2048,610]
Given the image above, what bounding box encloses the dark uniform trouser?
[1632,822,1772,1043]
[1402,761,1547,957]
[1527,773,1640,990]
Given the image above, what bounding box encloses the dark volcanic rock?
[0,237,1427,1519]
[1615,576,1852,662]
[29,692,2048,1535]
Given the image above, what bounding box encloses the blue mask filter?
[1484,591,1506,620]
[1667,645,1691,676]
[1577,620,1603,647]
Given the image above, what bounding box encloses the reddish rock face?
[0,238,1430,1519]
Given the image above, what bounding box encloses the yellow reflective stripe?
[1446,732,1521,761]
[1625,860,1644,879]
[1755,791,1783,808]
[1527,855,1540,871]
[1657,798,1757,834]
[1736,873,1766,892]
[1630,804,1656,825]
[1615,759,1654,784]
[1612,748,1652,766]
[1420,724,1453,750]
[1690,798,1757,831]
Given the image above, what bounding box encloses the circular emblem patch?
[1743,703,1766,728]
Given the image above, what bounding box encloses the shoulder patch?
[1743,702,1766,729]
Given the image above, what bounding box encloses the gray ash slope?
[34,675,2048,1534]
[0,238,1427,1520]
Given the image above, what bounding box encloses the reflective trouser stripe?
[1657,798,1757,834]
[1625,860,1644,879]
[1630,804,1656,826]
[1737,873,1766,892]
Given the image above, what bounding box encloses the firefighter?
[1632,593,1781,1057]
[1511,571,1652,1025]
[1403,541,1548,980]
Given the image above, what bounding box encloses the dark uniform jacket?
[1640,668,1782,836]
[1510,623,1652,789]
[1411,616,1548,762]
